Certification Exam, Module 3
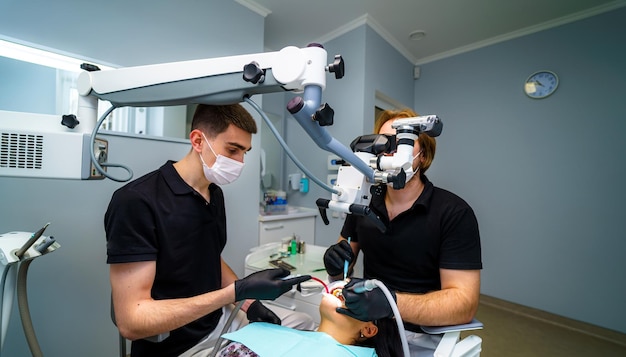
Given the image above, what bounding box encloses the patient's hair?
[359,317,403,357]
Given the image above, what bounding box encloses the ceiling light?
[409,30,426,41]
[0,39,113,72]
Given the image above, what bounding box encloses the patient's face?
[320,292,343,316]
[318,280,379,339]
[319,281,347,318]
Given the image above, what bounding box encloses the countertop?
[245,242,328,290]
[258,206,318,222]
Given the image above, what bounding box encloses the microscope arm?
[77,46,328,107]
[77,44,374,182]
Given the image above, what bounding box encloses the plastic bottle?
[299,175,309,193]
[290,236,298,255]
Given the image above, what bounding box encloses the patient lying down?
[217,284,401,357]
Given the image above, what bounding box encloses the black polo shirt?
[341,175,482,294]
[105,160,227,357]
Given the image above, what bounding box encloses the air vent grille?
[0,132,44,170]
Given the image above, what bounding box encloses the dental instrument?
[0,223,60,357]
[309,276,329,294]
[14,222,49,260]
[343,237,351,281]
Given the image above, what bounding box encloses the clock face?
[524,71,558,98]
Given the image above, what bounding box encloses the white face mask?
[199,134,244,185]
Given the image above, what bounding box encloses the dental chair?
[110,298,128,357]
[422,319,483,357]
[110,298,482,357]
[244,245,483,357]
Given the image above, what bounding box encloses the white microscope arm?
[77,45,330,107]
[76,44,377,182]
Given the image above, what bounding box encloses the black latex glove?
[336,278,396,322]
[235,268,311,301]
[323,240,354,276]
[246,300,281,325]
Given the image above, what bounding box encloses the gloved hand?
[336,278,396,322]
[246,300,281,325]
[234,268,311,301]
[323,240,353,276]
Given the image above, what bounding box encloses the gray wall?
[414,8,626,333]
[0,1,264,356]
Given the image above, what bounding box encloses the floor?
[462,296,626,357]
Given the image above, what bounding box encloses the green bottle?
[290,237,297,255]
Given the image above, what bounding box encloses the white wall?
[0,1,265,356]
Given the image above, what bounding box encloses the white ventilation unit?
[0,110,107,180]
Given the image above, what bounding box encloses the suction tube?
[17,259,43,357]
[0,264,17,355]
[207,300,246,357]
[352,279,410,357]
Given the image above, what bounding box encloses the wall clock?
[524,70,559,99]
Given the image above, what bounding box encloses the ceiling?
[238,0,625,64]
